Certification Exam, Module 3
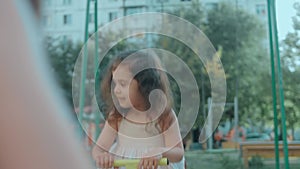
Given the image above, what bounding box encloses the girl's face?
[112,64,145,110]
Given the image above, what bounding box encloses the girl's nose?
[114,85,121,95]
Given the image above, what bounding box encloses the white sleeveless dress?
[109,118,185,169]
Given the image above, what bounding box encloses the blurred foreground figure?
[0,1,93,169]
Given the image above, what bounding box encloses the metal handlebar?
[113,158,168,169]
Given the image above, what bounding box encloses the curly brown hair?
[100,50,175,132]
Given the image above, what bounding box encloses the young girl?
[92,50,185,169]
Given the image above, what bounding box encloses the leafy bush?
[219,154,241,169]
[249,155,264,168]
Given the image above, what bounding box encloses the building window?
[63,0,72,5]
[256,4,266,16]
[109,12,118,21]
[63,14,72,25]
[205,3,218,11]
[125,7,143,16]
[42,15,52,26]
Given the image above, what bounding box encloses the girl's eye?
[120,81,126,87]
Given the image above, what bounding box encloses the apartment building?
[41,0,268,43]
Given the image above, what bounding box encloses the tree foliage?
[280,2,300,132]
[45,37,82,106]
[45,1,300,134]
[162,2,271,129]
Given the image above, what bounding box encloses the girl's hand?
[95,152,115,169]
[138,148,163,169]
[138,155,161,169]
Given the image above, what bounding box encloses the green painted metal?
[268,0,290,168]
[78,3,291,168]
[80,0,101,141]
[271,0,290,168]
[79,0,91,125]
[94,0,99,70]
[93,0,101,139]
[266,0,280,168]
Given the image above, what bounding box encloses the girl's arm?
[92,120,118,158]
[138,110,184,169]
[140,110,184,165]
[92,119,118,169]
[161,110,184,162]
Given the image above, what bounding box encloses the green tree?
[154,1,208,128]
[280,2,300,136]
[45,37,82,106]
[159,1,273,130]
[205,2,272,128]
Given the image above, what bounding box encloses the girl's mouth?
[118,97,126,101]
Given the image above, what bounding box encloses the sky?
[276,0,298,40]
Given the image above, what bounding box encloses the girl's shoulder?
[158,109,178,132]
[106,109,123,131]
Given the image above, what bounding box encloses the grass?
[184,149,300,169]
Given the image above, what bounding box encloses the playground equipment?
[202,1,291,169]
[267,0,290,169]
[113,158,168,169]
[204,97,239,150]
[240,141,300,168]
[77,0,101,150]
[77,1,291,169]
